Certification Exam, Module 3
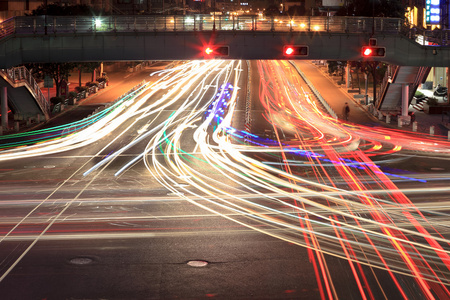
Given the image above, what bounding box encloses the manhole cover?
[187,260,208,267]
[69,257,93,265]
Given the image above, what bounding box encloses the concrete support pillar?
[402,84,409,117]
[1,86,8,130]
[398,84,411,126]
[346,64,350,88]
[364,73,368,103]
[447,67,450,104]
[378,111,383,120]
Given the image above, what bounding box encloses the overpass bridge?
[0,15,450,68]
[1,15,449,125]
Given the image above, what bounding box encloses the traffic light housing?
[283,45,309,57]
[204,46,229,57]
[362,46,386,57]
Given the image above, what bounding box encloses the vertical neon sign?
[426,0,441,25]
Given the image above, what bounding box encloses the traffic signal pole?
[372,61,377,106]
[1,87,8,130]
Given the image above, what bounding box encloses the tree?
[29,63,77,97]
[26,4,104,92]
[335,0,405,18]
[26,3,103,16]
[348,61,387,105]
[286,5,306,17]
[327,61,347,82]
[265,4,281,17]
[78,62,101,85]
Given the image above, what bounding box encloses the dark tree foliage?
[348,61,387,105]
[25,5,104,96]
[349,61,387,82]
[29,63,77,97]
[265,4,281,16]
[26,3,103,16]
[286,5,306,17]
[79,62,101,83]
[335,0,405,18]
[327,61,347,81]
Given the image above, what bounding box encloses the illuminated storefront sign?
[426,0,441,25]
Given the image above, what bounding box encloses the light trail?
[1,60,450,298]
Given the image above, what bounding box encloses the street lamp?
[44,0,48,35]
[213,0,216,31]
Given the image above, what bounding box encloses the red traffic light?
[285,47,294,55]
[283,45,308,57]
[362,46,386,57]
[204,46,229,57]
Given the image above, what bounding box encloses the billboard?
[322,0,344,6]
[426,0,441,25]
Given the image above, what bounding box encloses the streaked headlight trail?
[0,60,450,299]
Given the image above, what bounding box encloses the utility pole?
[44,0,48,35]
[213,0,216,31]
[372,61,377,106]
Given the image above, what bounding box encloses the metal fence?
[4,15,450,47]
[2,66,50,116]
[1,15,403,38]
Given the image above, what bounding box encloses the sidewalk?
[293,61,379,126]
[31,62,168,130]
[295,61,450,138]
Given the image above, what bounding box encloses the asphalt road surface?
[0,60,450,300]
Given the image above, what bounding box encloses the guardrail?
[0,15,403,39]
[289,61,338,119]
[51,80,107,115]
[5,15,450,47]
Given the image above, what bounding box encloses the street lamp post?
[44,0,48,35]
[213,0,216,31]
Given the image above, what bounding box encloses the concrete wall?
[1,31,450,68]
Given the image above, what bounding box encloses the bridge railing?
[1,66,50,118]
[3,15,404,37]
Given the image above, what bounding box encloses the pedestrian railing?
[0,15,403,38]
[50,80,107,116]
[0,66,50,119]
[3,15,450,47]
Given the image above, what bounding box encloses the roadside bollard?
[386,114,391,124]
[412,121,418,132]
[430,125,435,136]
[14,122,19,132]
[36,114,41,123]
[26,117,31,126]
[448,131,450,141]
[378,111,383,120]
[0,126,3,135]
[398,118,402,128]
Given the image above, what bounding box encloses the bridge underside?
[0,31,449,68]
